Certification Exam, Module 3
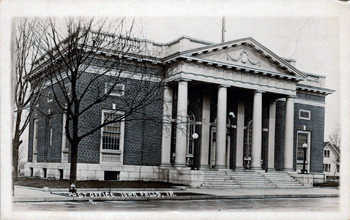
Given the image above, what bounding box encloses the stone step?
[203,183,240,186]
[204,179,232,182]
[202,171,306,189]
[274,183,303,186]
[201,186,241,189]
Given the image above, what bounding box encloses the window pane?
[102,112,121,150]
[297,133,308,161]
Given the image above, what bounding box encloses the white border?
[1,1,349,220]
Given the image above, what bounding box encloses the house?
[24,34,335,187]
[323,142,340,181]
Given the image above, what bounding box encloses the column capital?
[175,78,192,82]
[270,99,277,105]
[219,84,231,88]
[254,90,265,94]
[286,95,296,99]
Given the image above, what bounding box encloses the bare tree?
[329,124,341,148]
[13,18,44,194]
[30,17,165,191]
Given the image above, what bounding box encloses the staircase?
[201,171,241,189]
[230,171,276,188]
[262,171,305,188]
[200,170,306,189]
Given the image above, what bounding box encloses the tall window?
[102,112,122,151]
[62,114,70,150]
[297,133,308,161]
[296,131,310,172]
[245,120,253,159]
[49,125,53,147]
[187,111,196,156]
[33,119,38,153]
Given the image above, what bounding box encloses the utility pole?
[222,16,226,43]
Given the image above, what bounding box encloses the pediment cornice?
[163,37,307,80]
[167,55,303,82]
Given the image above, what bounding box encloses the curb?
[13,193,339,202]
[49,188,179,193]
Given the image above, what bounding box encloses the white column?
[200,92,211,170]
[268,100,276,170]
[215,85,228,169]
[161,85,173,167]
[284,96,295,171]
[175,80,188,167]
[251,90,263,169]
[235,100,245,171]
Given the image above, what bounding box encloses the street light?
[301,143,308,174]
[188,133,199,169]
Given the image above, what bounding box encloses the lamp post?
[190,133,199,169]
[301,143,308,174]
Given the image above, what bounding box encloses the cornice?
[297,84,335,95]
[170,56,303,82]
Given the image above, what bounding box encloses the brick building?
[25,35,334,187]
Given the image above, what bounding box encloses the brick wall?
[28,63,164,166]
[294,103,325,173]
[275,92,326,172]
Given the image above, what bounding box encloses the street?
[14,197,339,212]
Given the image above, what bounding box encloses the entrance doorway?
[209,127,231,169]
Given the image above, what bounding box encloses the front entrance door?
[209,127,230,169]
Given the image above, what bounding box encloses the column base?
[283,168,294,172]
[173,164,190,169]
[266,168,277,172]
[235,166,245,171]
[159,163,172,168]
[250,167,263,170]
[214,165,227,170]
[199,165,210,170]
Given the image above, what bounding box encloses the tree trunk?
[12,137,20,196]
[12,110,22,196]
[69,118,79,192]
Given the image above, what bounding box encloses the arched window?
[187,110,196,157]
[245,120,253,159]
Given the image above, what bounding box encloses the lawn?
[15,177,186,189]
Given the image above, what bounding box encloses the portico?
[160,37,305,173]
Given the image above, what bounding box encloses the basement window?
[104,171,120,181]
[43,168,47,178]
[59,169,63,180]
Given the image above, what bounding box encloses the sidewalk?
[13,185,339,202]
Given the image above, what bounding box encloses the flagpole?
[222,16,226,43]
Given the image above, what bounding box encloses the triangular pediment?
[180,37,306,79]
